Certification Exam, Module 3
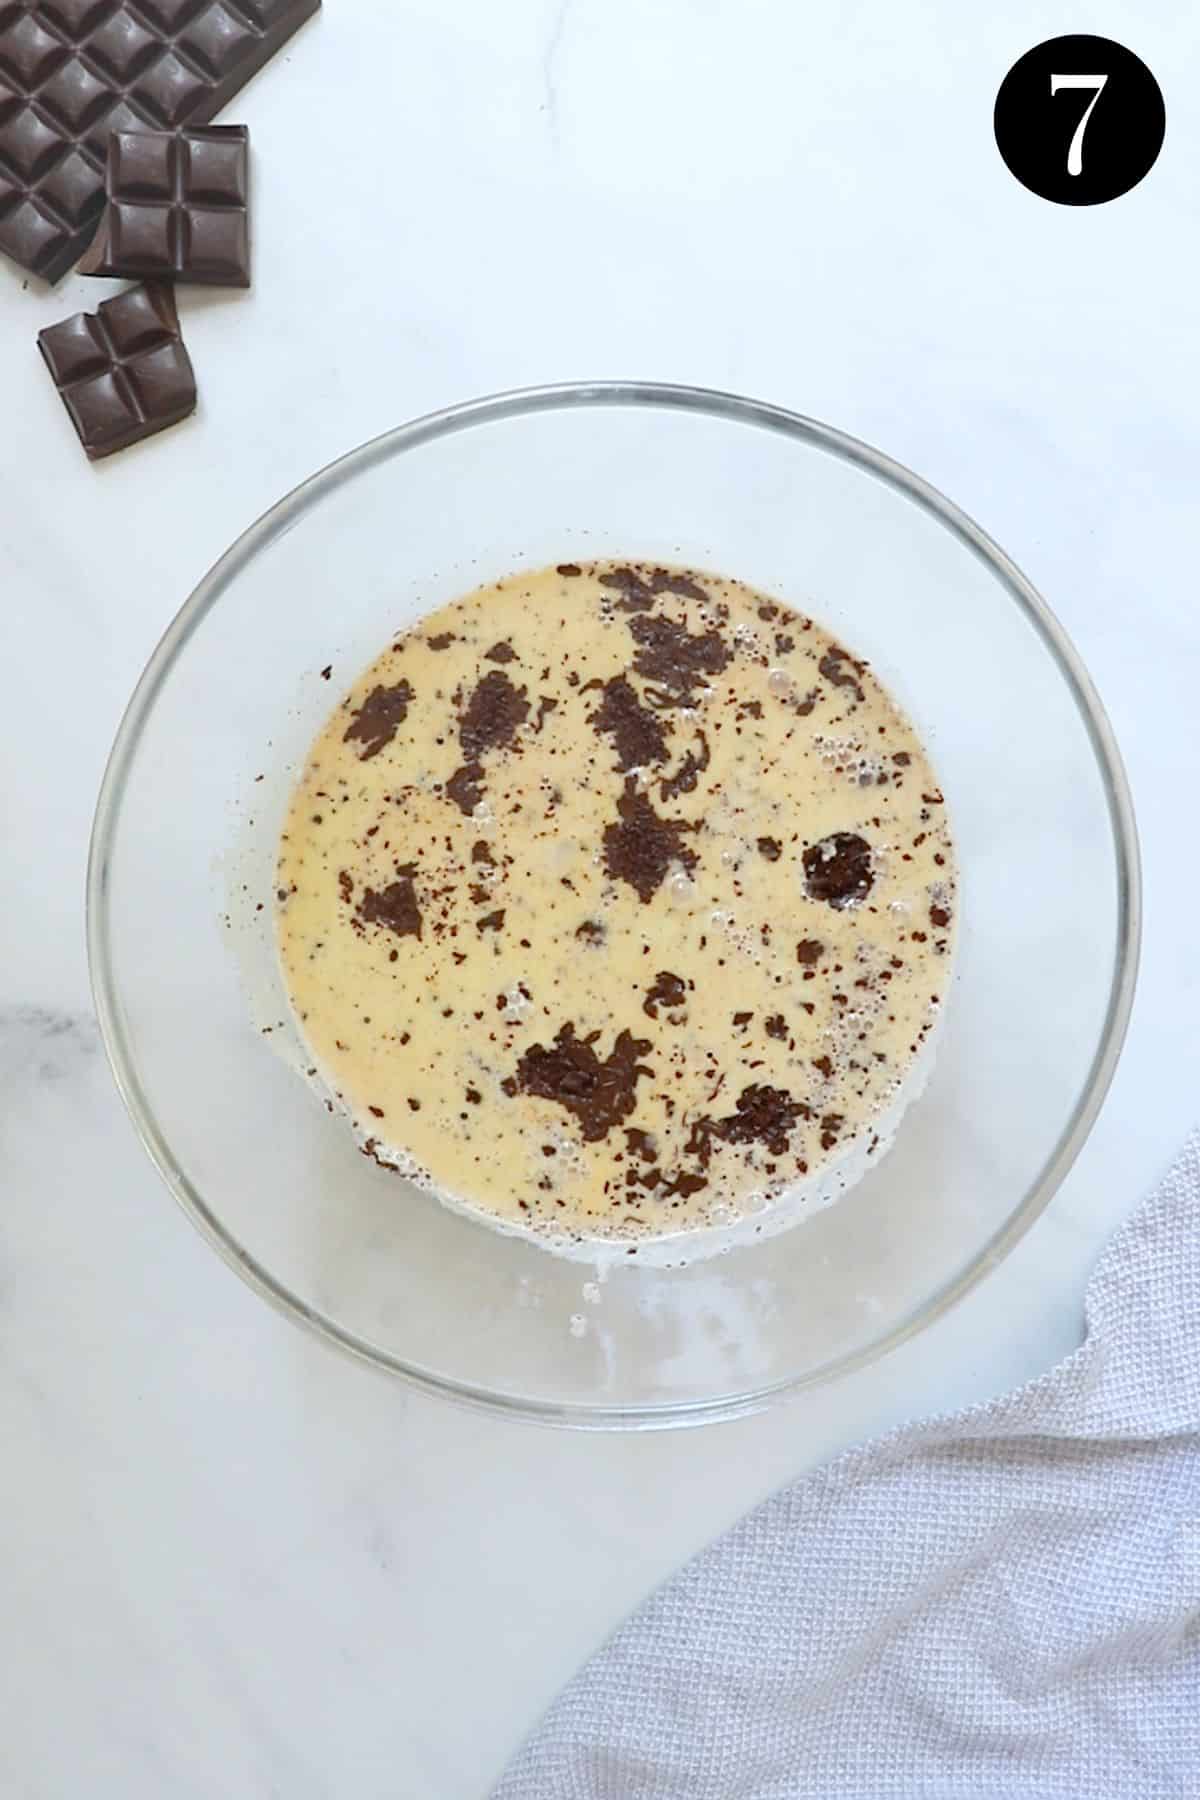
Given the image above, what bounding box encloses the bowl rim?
[87,379,1142,1430]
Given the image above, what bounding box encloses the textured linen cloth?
[494,1134,1200,1799]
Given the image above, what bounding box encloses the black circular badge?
[994,35,1165,205]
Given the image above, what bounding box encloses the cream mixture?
[276,561,955,1255]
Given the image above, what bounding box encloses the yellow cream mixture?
[276,561,955,1251]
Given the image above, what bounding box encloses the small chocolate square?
[37,282,197,458]
[0,13,66,88]
[110,197,176,270]
[182,205,247,281]
[179,7,260,78]
[79,124,250,284]
[183,130,246,203]
[37,310,109,385]
[85,13,162,82]
[110,128,174,198]
[2,106,62,183]
[132,49,213,126]
[37,57,114,133]
[0,196,67,274]
[101,282,180,353]
[37,148,104,226]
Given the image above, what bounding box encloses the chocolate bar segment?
[79,123,249,282]
[0,0,318,283]
[38,280,196,457]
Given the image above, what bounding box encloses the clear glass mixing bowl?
[88,384,1139,1428]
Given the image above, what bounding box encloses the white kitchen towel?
[494,1134,1200,1799]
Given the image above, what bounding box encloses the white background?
[3,3,1198,1794]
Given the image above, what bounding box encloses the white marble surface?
[2,3,1198,1794]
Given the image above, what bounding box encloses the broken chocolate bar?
[79,124,249,283]
[37,281,196,458]
[0,0,318,283]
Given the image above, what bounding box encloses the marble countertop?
[3,4,1197,1794]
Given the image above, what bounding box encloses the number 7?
[1051,73,1108,176]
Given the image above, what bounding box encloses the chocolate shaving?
[643,971,687,1019]
[603,779,698,903]
[659,730,710,802]
[661,1168,709,1199]
[357,867,422,939]
[649,568,710,603]
[802,834,873,909]
[459,669,530,759]
[820,1112,845,1151]
[796,938,825,964]
[597,566,655,610]
[485,641,517,663]
[628,612,732,705]
[575,919,606,943]
[427,631,455,651]
[591,676,669,770]
[477,909,506,933]
[597,563,713,610]
[714,1083,809,1157]
[818,645,866,703]
[625,1127,659,1163]
[445,763,484,816]
[757,836,782,861]
[343,681,414,761]
[557,562,583,577]
[362,1138,399,1172]
[514,1024,653,1142]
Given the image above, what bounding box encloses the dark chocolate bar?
[78,124,249,282]
[0,0,318,283]
[38,280,195,457]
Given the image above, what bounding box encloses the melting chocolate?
[445,763,484,816]
[818,644,866,703]
[802,834,873,908]
[643,971,687,1019]
[603,780,698,903]
[713,1083,809,1157]
[459,669,530,759]
[343,681,414,760]
[659,730,710,802]
[591,676,669,770]
[628,612,732,705]
[514,1024,653,1142]
[357,868,422,939]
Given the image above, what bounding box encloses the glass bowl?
[88,383,1139,1428]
